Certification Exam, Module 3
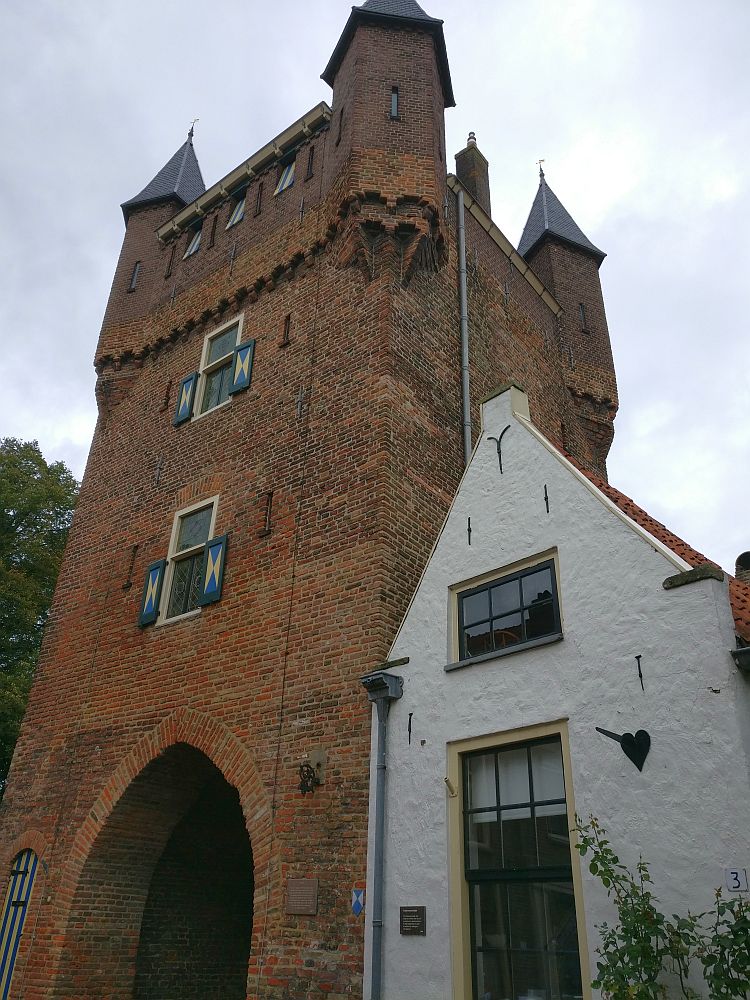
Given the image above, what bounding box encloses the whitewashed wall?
[363,387,749,999]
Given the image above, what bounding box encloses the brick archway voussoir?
[66,707,271,906]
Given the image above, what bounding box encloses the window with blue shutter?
[198,535,228,605]
[228,341,255,395]
[173,372,199,426]
[138,559,167,626]
[138,501,230,626]
[0,849,39,999]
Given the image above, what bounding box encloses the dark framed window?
[305,146,315,180]
[164,244,176,278]
[390,86,399,119]
[128,260,141,292]
[458,560,561,661]
[578,302,589,332]
[463,737,582,1000]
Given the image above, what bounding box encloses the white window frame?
[192,314,244,421]
[226,193,246,229]
[274,160,296,195]
[158,496,219,625]
[183,224,202,258]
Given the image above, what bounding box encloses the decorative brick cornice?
[96,188,443,375]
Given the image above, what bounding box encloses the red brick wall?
[0,12,617,1000]
[134,764,253,998]
[527,239,618,476]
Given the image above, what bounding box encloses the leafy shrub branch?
[575,816,749,999]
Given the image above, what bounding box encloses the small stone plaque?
[286,878,319,915]
[399,905,426,936]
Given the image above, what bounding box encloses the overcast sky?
[1,0,747,573]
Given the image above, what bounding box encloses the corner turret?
[100,131,206,360]
[121,129,205,223]
[321,0,453,212]
[519,168,618,477]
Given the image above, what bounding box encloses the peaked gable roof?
[579,465,750,643]
[518,170,605,264]
[121,136,206,223]
[322,0,455,108]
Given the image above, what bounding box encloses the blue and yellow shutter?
[173,372,199,426]
[197,535,228,606]
[138,558,167,626]
[0,849,39,999]
[228,341,256,396]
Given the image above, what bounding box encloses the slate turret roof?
[121,132,206,223]
[322,0,455,107]
[518,168,605,264]
[359,0,439,21]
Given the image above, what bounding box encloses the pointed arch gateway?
[53,709,271,999]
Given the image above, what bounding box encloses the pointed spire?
[518,169,605,264]
[121,131,206,223]
[359,0,437,21]
[322,0,454,108]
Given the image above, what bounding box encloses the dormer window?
[274,161,295,196]
[183,223,202,258]
[226,192,246,229]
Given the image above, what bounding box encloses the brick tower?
[0,2,618,998]
[518,166,619,471]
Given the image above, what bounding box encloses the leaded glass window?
[165,503,214,619]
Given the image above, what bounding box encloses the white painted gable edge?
[387,384,693,657]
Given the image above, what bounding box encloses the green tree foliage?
[0,438,78,790]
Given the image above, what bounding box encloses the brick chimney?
[455,132,491,216]
[735,551,750,584]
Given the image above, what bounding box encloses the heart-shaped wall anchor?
[620,730,650,771]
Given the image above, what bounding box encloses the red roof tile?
[578,465,750,643]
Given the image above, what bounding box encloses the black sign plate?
[399,905,426,936]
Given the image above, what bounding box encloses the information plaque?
[399,905,426,936]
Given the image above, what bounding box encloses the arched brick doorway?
[56,743,254,999]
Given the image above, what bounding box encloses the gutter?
[156,102,332,241]
[361,670,404,1000]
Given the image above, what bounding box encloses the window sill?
[191,397,232,423]
[155,608,201,628]
[444,632,563,672]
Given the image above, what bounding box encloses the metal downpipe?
[457,188,472,465]
[361,670,404,1000]
[371,696,388,1000]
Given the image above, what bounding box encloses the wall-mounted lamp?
[298,761,320,795]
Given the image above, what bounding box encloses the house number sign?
[724,868,748,892]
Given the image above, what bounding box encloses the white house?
[362,385,750,1000]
